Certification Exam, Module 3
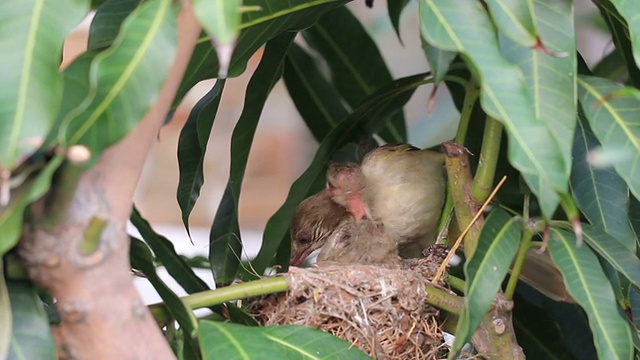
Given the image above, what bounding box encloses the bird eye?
[298,235,311,244]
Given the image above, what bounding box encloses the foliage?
[1,0,640,358]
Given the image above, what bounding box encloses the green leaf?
[248,72,430,277]
[193,0,241,77]
[303,6,407,143]
[283,43,349,141]
[595,1,640,87]
[387,0,410,42]
[580,223,640,290]
[209,32,295,286]
[0,0,89,170]
[6,280,56,360]
[571,113,636,250]
[548,228,633,360]
[499,0,576,217]
[130,207,210,294]
[199,321,371,359]
[577,75,640,201]
[419,0,567,217]
[0,260,9,359]
[60,0,176,156]
[174,0,349,106]
[129,237,199,340]
[0,157,62,257]
[177,80,225,239]
[88,0,142,50]
[604,0,640,76]
[421,38,456,84]
[453,209,522,353]
[486,0,537,47]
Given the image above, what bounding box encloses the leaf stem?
[503,230,534,300]
[454,77,480,145]
[471,116,503,203]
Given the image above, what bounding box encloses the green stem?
[470,116,503,204]
[503,230,534,300]
[424,283,464,316]
[454,77,480,145]
[446,275,466,292]
[149,276,289,323]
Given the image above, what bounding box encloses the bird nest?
[248,251,448,359]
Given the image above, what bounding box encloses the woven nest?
[249,250,448,360]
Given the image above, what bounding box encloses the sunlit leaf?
[548,228,633,360]
[193,0,241,77]
[605,0,640,74]
[60,0,176,158]
[0,0,89,170]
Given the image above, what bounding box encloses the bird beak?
[289,246,312,267]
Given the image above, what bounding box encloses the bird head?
[326,162,368,220]
[289,191,349,267]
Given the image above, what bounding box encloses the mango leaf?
[595,1,640,87]
[283,43,349,141]
[177,80,226,240]
[0,157,62,257]
[0,0,89,170]
[199,321,371,359]
[6,280,56,360]
[248,72,430,277]
[174,0,349,107]
[303,6,406,143]
[577,75,640,201]
[0,260,9,359]
[453,209,522,354]
[387,0,410,41]
[60,0,176,157]
[129,237,199,339]
[548,228,633,360]
[88,0,142,50]
[604,0,640,73]
[419,0,567,218]
[579,223,640,290]
[421,38,456,84]
[130,207,210,294]
[486,0,537,47]
[209,32,295,286]
[499,0,576,217]
[571,112,636,250]
[193,0,241,77]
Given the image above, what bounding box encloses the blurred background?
[62,0,609,303]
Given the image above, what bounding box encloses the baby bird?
[289,190,350,267]
[360,144,446,258]
[316,217,401,268]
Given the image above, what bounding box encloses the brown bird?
[325,161,368,221]
[359,144,446,258]
[289,190,350,267]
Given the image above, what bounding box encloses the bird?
[358,144,446,258]
[325,161,369,221]
[289,190,350,267]
[316,216,402,268]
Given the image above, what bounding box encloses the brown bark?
[18,3,201,359]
